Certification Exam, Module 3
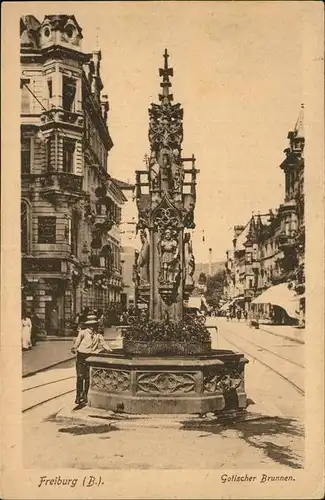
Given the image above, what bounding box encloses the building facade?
[20,15,125,335]
[223,106,305,324]
[112,179,138,311]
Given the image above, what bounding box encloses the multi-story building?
[112,178,138,311]
[20,14,126,335]
[223,106,305,323]
[278,105,305,295]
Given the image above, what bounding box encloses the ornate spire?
[148,50,183,161]
[246,216,257,244]
[159,49,174,104]
[294,103,304,139]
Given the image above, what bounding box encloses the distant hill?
[194,261,225,281]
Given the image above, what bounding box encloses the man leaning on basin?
[71,312,112,406]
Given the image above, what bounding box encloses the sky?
[25,2,304,262]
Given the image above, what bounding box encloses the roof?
[235,214,271,250]
[20,16,41,48]
[111,178,135,190]
[109,178,128,203]
[21,15,41,33]
[235,222,250,251]
[42,15,83,37]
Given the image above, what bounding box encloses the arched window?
[21,200,31,254]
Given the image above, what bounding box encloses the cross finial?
[163,48,169,69]
[159,48,174,103]
[95,27,100,49]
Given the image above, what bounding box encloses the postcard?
[1,1,324,499]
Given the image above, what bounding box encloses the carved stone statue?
[171,149,183,193]
[132,263,140,287]
[149,152,160,191]
[160,149,173,192]
[138,229,150,285]
[158,229,179,284]
[184,232,195,286]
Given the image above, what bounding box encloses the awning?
[251,283,302,318]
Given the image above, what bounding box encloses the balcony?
[279,199,297,213]
[40,108,84,130]
[89,255,105,269]
[39,173,83,198]
[112,267,122,279]
[276,232,296,250]
[244,289,255,299]
[94,216,115,233]
[95,213,109,224]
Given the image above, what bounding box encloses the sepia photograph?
[1,1,324,499]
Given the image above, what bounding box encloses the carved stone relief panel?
[136,371,196,395]
[91,368,130,392]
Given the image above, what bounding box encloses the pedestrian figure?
[49,305,60,336]
[30,310,40,346]
[236,309,242,322]
[21,311,32,350]
[243,310,248,322]
[226,310,230,322]
[71,313,112,405]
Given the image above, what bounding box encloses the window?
[21,137,31,174]
[249,279,253,289]
[71,212,79,256]
[62,76,76,111]
[47,79,53,99]
[66,25,75,38]
[21,84,30,113]
[67,218,72,245]
[38,216,56,244]
[46,137,53,171]
[63,140,75,173]
[21,201,29,254]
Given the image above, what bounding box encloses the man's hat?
[84,313,99,326]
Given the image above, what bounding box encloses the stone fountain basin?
[123,339,212,356]
[86,349,249,415]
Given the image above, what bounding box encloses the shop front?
[22,257,81,336]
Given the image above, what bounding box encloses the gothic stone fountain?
[86,50,248,414]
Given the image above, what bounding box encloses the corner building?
[223,106,305,324]
[20,15,125,335]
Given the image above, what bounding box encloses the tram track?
[220,325,304,369]
[23,375,75,392]
[23,376,75,413]
[23,389,75,413]
[217,328,305,396]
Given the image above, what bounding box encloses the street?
[23,320,304,470]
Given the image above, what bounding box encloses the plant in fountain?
[122,314,212,356]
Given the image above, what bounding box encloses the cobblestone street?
[23,323,304,470]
